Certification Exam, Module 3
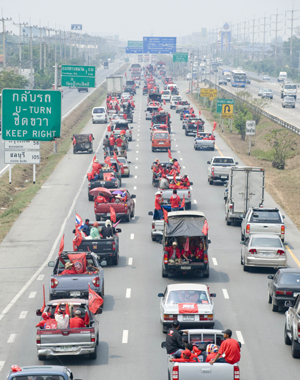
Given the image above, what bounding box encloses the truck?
[48,251,105,300]
[225,166,265,226]
[184,120,205,136]
[106,75,124,98]
[194,133,215,150]
[207,156,238,185]
[161,211,210,278]
[158,183,192,210]
[281,82,297,99]
[284,295,300,358]
[36,298,101,360]
[278,71,287,82]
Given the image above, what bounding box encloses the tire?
[291,336,300,358]
[185,131,188,136]
[130,208,135,218]
[96,215,100,221]
[209,180,213,185]
[89,348,97,360]
[92,121,95,124]
[162,265,168,278]
[88,193,94,201]
[112,255,119,265]
[185,202,191,210]
[268,291,272,304]
[272,300,279,312]
[152,148,154,152]
[38,355,46,361]
[243,264,249,271]
[284,324,292,345]
[162,324,168,333]
[203,265,210,278]
[151,234,156,242]
[126,212,131,223]
[226,217,231,226]
[73,149,77,154]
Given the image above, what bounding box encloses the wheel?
[268,291,272,304]
[38,355,46,361]
[226,217,231,226]
[162,265,168,278]
[130,208,135,218]
[284,324,292,345]
[241,232,245,241]
[96,215,100,221]
[89,348,98,359]
[185,131,188,136]
[96,332,99,346]
[73,149,77,154]
[152,148,154,152]
[271,300,278,312]
[151,234,156,242]
[243,264,249,271]
[88,193,94,201]
[112,255,119,265]
[92,121,95,124]
[209,180,213,185]
[291,336,300,358]
[162,324,168,333]
[203,265,210,278]
[126,212,131,223]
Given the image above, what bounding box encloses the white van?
[161,90,171,102]
[92,107,108,124]
[278,72,287,82]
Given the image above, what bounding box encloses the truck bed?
[169,361,239,380]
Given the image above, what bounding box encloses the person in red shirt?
[170,189,181,211]
[70,310,85,328]
[123,113,128,120]
[36,312,51,329]
[181,247,193,262]
[205,344,219,363]
[170,349,196,362]
[109,134,115,154]
[165,241,181,260]
[193,240,206,261]
[115,136,123,154]
[180,175,190,187]
[60,262,77,275]
[154,191,163,220]
[92,159,102,175]
[95,195,107,204]
[210,329,241,365]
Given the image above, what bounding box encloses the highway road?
[1,70,300,379]
[0,60,122,177]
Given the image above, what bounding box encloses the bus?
[231,70,246,87]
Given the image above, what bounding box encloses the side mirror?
[161,341,167,349]
[282,215,285,219]
[131,194,136,198]
[207,239,211,244]
[95,307,103,315]
[207,161,211,164]
[48,261,55,267]
[93,137,95,140]
[100,260,107,267]
[116,228,122,233]
[267,275,274,279]
[158,293,164,297]
[284,300,293,308]
[36,309,42,316]
[148,211,153,216]
[235,162,239,165]
[128,161,131,164]
[210,293,216,297]
[190,182,193,186]
[238,341,242,348]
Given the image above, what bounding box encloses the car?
[240,234,287,271]
[282,96,296,108]
[218,78,227,85]
[116,157,131,177]
[262,88,273,99]
[258,88,264,96]
[158,283,216,333]
[7,365,75,380]
[121,92,132,100]
[263,75,270,81]
[151,130,171,152]
[161,90,171,102]
[186,73,192,80]
[241,207,285,242]
[92,107,108,124]
[268,268,300,312]
[78,87,88,92]
[246,77,251,84]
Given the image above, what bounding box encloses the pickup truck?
[165,329,240,380]
[194,133,215,150]
[94,188,136,222]
[184,120,205,136]
[7,365,78,379]
[152,112,172,133]
[74,221,121,265]
[170,95,182,109]
[48,251,105,300]
[284,294,300,358]
[111,121,133,141]
[146,105,159,120]
[36,298,101,360]
[176,101,190,113]
[88,165,122,201]
[158,185,192,210]
[207,157,238,185]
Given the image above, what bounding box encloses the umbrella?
[89,187,113,198]
[112,190,124,195]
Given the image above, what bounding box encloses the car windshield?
[285,84,297,89]
[162,91,170,95]
[115,125,129,130]
[213,158,234,164]
[250,237,282,248]
[93,108,104,114]
[154,133,168,139]
[147,107,158,111]
[285,97,294,101]
[250,210,281,223]
[278,273,300,285]
[167,290,210,304]
[12,377,65,380]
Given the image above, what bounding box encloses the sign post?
[143,37,176,54]
[173,52,188,62]
[246,120,256,155]
[61,65,96,88]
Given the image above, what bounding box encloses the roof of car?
[277,268,300,273]
[9,365,66,376]
[167,283,208,291]
[251,207,279,211]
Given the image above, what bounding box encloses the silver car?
[262,89,273,99]
[241,234,287,271]
[116,157,131,177]
[282,96,296,108]
[258,88,264,96]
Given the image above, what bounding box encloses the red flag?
[199,110,201,115]
[104,156,111,166]
[113,151,118,160]
[73,137,76,146]
[202,220,209,236]
[110,206,116,223]
[212,121,217,132]
[107,125,111,132]
[73,226,83,250]
[93,155,96,163]
[183,237,190,252]
[173,172,177,183]
[125,72,127,77]
[68,252,87,274]
[180,194,185,209]
[168,149,172,160]
[88,285,104,314]
[163,99,166,105]
[89,134,93,142]
[163,208,168,223]
[58,235,65,265]
[84,311,90,326]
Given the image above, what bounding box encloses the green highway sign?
[61,76,96,88]
[217,98,235,113]
[61,65,95,77]
[173,52,188,62]
[128,40,143,48]
[1,89,62,141]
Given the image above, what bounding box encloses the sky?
[1,0,298,41]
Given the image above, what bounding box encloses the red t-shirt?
[218,339,241,364]
[116,138,123,147]
[170,194,180,208]
[70,317,85,328]
[206,352,218,362]
[109,136,115,146]
[155,195,162,210]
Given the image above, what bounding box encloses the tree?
[235,90,271,125]
[0,70,28,92]
[266,129,297,169]
[233,108,253,141]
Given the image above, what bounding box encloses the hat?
[94,159,98,163]
[206,344,219,354]
[155,158,160,162]
[183,349,191,357]
[222,329,232,337]
[172,321,180,328]
[105,219,112,227]
[155,191,161,195]
[172,242,178,246]
[75,310,81,315]
[115,194,122,199]
[65,262,73,269]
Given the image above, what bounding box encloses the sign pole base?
[9,165,12,184]
[33,164,36,184]
[53,139,57,154]
[249,135,251,155]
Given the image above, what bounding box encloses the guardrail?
[205,79,300,136]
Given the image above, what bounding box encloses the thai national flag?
[75,213,83,227]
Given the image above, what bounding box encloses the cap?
[183,349,191,357]
[155,191,161,195]
[172,320,180,328]
[206,344,219,354]
[94,159,98,163]
[75,310,81,315]
[222,329,232,337]
[65,262,73,269]
[172,241,178,246]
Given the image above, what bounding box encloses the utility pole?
[252,18,255,62]
[39,24,42,70]
[13,18,28,75]
[29,23,33,89]
[270,12,282,68]
[261,15,267,60]
[1,16,12,68]
[285,8,300,63]
[43,27,46,68]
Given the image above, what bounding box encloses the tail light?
[36,334,41,344]
[281,225,285,236]
[164,314,177,321]
[204,252,208,264]
[277,249,285,255]
[188,190,191,198]
[124,204,128,209]
[229,204,233,210]
[298,323,300,338]
[200,314,213,321]
[74,245,78,251]
[246,224,250,233]
[164,252,169,264]
[152,222,155,230]
[172,365,179,380]
[90,328,95,342]
[112,242,116,251]
[92,277,100,287]
[234,366,240,379]
[276,291,292,295]
[249,249,257,254]
[51,278,59,288]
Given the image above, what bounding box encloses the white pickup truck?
[158,186,192,210]
[170,95,182,109]
[194,133,215,151]
[207,157,238,185]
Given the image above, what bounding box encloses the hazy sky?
[1,0,298,40]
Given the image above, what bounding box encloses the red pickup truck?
[93,188,136,222]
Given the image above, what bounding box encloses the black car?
[268,268,300,311]
[72,133,94,154]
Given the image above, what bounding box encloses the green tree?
[266,129,297,169]
[0,70,28,92]
[233,108,253,141]
[235,90,271,125]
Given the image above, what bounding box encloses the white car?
[161,90,171,103]
[92,107,107,124]
[158,283,216,333]
[170,95,182,110]
[117,157,131,177]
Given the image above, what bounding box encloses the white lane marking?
[212,258,218,266]
[7,334,16,343]
[128,257,133,265]
[130,233,134,240]
[0,118,107,322]
[222,289,229,299]
[134,186,137,190]
[190,186,193,190]
[0,361,5,371]
[137,144,139,147]
[137,139,139,141]
[183,166,186,169]
[126,288,131,298]
[236,331,245,344]
[136,158,139,160]
[137,133,140,136]
[180,158,183,160]
[29,291,36,299]
[193,200,197,204]
[134,175,137,179]
[37,274,44,281]
[0,164,10,175]
[135,166,138,169]
[19,311,28,319]
[136,151,139,153]
[178,151,180,153]
[174,138,176,141]
[122,330,129,343]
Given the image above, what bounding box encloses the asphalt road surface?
[0,72,300,379]
[0,60,122,177]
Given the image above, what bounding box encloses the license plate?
[262,252,272,256]
[159,142,164,145]
[183,315,195,321]
[70,291,81,297]
[181,266,191,270]
[93,245,97,250]
[221,175,227,178]
[57,346,73,351]
[294,293,300,297]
